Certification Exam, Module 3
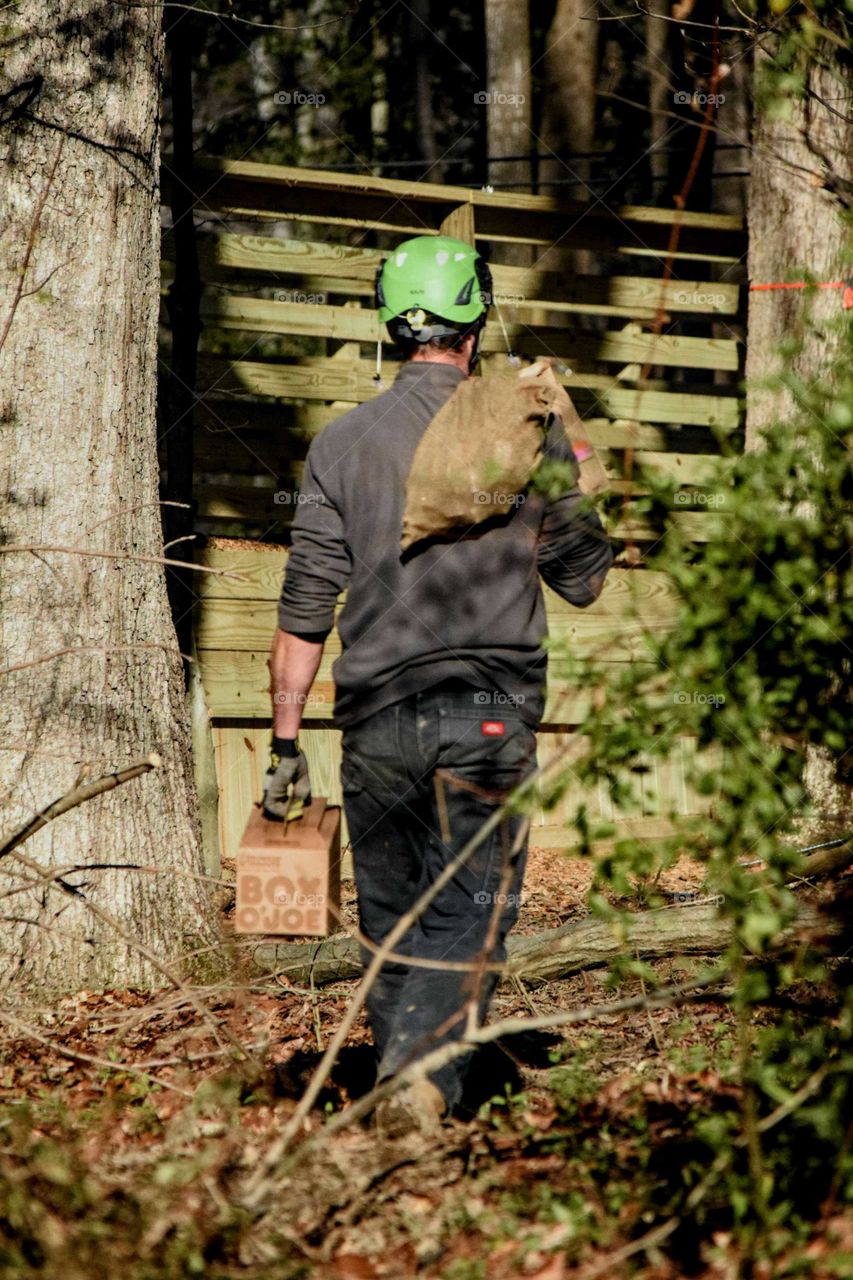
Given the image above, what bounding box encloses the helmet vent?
[453,276,475,307]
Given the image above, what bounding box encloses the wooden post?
[440,201,476,244]
[189,635,221,877]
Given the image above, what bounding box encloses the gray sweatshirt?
[278,361,613,728]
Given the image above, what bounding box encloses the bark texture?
[746,44,853,828]
[0,2,224,992]
[747,51,853,439]
[538,0,598,276]
[539,0,598,197]
[485,0,532,192]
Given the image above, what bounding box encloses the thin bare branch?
[0,543,247,580]
[0,643,188,679]
[0,136,64,354]
[0,755,161,863]
[0,1007,193,1096]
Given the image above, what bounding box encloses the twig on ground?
[310,968,728,1147]
[7,842,261,1072]
[511,973,539,1018]
[0,1008,193,1097]
[637,948,662,1052]
[309,943,325,1053]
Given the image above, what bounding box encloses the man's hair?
[396,331,469,360]
[388,317,480,360]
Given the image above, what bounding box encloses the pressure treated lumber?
[192,483,725,541]
[194,552,678,606]
[187,291,740,368]
[250,901,833,988]
[196,648,610,722]
[197,356,741,430]
[161,157,745,259]
[163,232,741,316]
[195,564,681,657]
[189,395,728,455]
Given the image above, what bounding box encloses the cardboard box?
[235,798,341,937]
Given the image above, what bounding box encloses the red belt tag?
[481,720,505,736]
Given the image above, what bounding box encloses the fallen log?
[252,900,836,989]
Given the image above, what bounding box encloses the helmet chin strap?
[373,339,386,388]
[492,299,520,368]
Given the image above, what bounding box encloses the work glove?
[263,736,312,821]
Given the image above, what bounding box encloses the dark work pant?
[341,681,537,1108]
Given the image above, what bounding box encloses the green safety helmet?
[375,235,493,345]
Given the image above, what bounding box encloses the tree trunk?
[410,0,442,181]
[747,52,853,438]
[0,1,224,992]
[539,0,598,199]
[162,9,200,668]
[644,0,672,201]
[538,0,598,277]
[746,41,853,831]
[484,0,532,193]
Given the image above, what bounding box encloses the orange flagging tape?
[750,280,853,309]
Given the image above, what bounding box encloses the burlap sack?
[400,359,608,553]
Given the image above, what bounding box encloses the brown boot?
[374,1078,446,1139]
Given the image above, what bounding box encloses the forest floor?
[0,849,848,1280]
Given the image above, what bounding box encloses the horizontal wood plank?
[186,420,725,487]
[163,232,741,317]
[188,292,739,369]
[196,547,677,612]
[198,648,612,724]
[197,357,741,430]
[187,395,730,455]
[161,158,744,259]
[190,489,726,540]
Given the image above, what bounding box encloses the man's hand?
[263,737,312,821]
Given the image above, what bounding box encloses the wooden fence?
[159,158,745,863]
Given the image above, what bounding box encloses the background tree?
[484,0,532,193]
[0,0,223,991]
[539,0,599,201]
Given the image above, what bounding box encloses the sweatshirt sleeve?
[536,415,613,607]
[278,442,352,637]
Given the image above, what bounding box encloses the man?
[266,235,613,1131]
